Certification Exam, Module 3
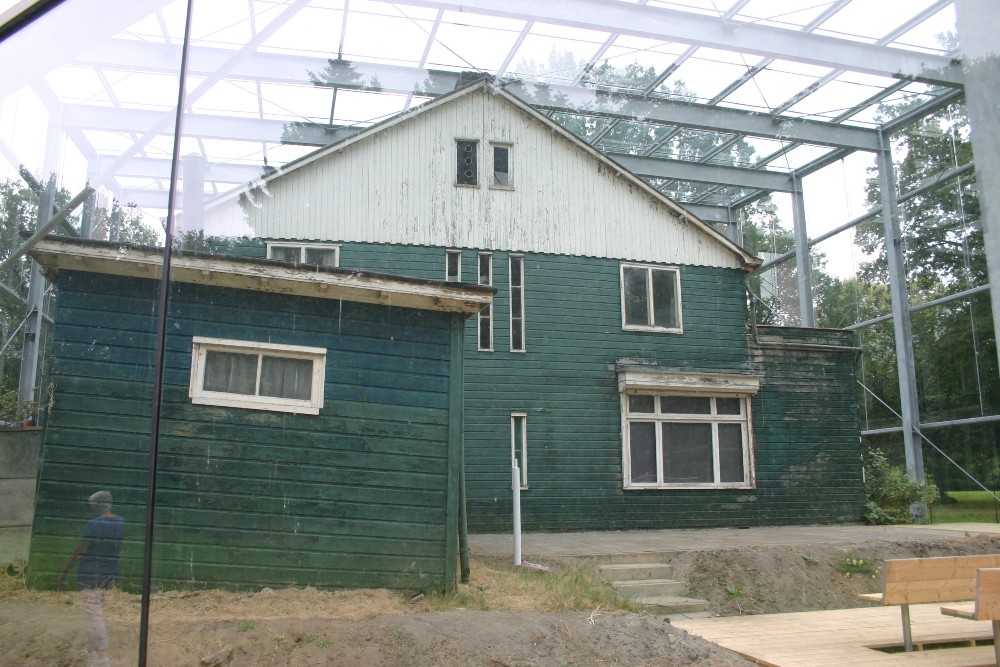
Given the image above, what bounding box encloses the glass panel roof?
[0,0,965,212]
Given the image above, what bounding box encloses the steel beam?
[679,203,731,224]
[505,81,881,151]
[93,154,263,183]
[609,153,794,192]
[378,0,964,86]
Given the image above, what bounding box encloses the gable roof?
[238,78,760,271]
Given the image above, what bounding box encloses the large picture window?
[619,370,759,489]
[620,263,682,332]
[190,337,326,415]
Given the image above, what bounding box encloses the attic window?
[492,144,511,188]
[456,140,478,186]
[190,337,326,415]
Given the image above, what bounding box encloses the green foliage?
[238,620,256,632]
[725,584,743,598]
[863,448,939,524]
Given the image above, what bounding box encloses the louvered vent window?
[456,140,478,185]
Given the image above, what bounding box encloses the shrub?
[863,447,939,524]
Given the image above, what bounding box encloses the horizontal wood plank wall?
[30,270,458,591]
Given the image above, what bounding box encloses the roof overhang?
[29,237,494,316]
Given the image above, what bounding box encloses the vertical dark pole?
[137,1,194,664]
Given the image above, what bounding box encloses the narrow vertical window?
[478,253,493,351]
[511,413,527,489]
[446,249,461,282]
[492,144,511,187]
[509,254,525,352]
[456,140,478,185]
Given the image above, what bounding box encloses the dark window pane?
[661,396,711,414]
[479,255,491,285]
[479,314,491,349]
[512,323,523,351]
[457,141,477,185]
[510,256,522,285]
[204,351,257,395]
[259,356,313,400]
[662,423,713,483]
[717,397,741,415]
[511,289,522,313]
[446,251,460,281]
[629,422,657,483]
[493,146,510,186]
[622,267,648,326]
[651,269,678,328]
[271,246,299,263]
[304,247,336,266]
[718,424,745,483]
[628,395,655,413]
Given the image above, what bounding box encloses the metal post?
[513,462,522,566]
[17,181,53,418]
[791,176,814,327]
[956,0,1000,375]
[877,138,927,521]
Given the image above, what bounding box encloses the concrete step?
[600,563,674,581]
[633,595,713,614]
[589,552,677,565]
[611,578,687,597]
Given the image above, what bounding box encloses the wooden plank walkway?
[672,603,997,667]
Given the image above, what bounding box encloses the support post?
[791,176,814,327]
[877,138,927,522]
[513,462,521,566]
[180,153,205,238]
[17,180,53,418]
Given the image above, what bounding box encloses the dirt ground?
[3,534,1000,667]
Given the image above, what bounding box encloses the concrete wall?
[0,427,41,568]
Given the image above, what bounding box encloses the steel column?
[17,181,53,415]
[790,176,813,327]
[877,138,926,521]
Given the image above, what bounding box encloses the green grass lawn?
[930,490,1000,523]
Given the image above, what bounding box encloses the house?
[27,236,493,592]
[212,78,865,531]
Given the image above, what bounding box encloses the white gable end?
[241,86,746,270]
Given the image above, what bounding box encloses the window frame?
[265,241,341,267]
[189,337,326,415]
[478,252,493,351]
[490,142,512,189]
[445,248,462,282]
[455,139,479,187]
[509,254,525,352]
[620,262,683,334]
[511,412,528,490]
[618,370,761,491]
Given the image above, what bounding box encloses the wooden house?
[27,237,492,591]
[219,79,865,531]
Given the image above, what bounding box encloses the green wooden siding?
[334,242,863,530]
[31,270,461,591]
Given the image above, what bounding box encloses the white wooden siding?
[242,87,741,269]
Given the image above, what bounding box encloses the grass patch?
[930,491,1000,524]
[836,554,879,578]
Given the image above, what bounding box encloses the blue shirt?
[77,515,125,589]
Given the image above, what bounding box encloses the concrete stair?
[599,559,713,618]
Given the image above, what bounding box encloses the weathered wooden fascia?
[616,367,763,395]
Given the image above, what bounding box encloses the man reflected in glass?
[58,490,125,667]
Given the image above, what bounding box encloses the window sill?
[192,395,321,416]
[489,184,514,191]
[454,183,480,189]
[624,483,755,491]
[622,324,683,334]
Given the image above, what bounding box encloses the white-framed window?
[478,252,493,351]
[266,242,340,267]
[619,370,761,490]
[620,263,682,333]
[446,249,462,282]
[511,413,528,490]
[509,254,525,352]
[189,337,326,415]
[491,143,512,188]
[456,139,478,186]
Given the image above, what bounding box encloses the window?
[620,263,682,332]
[478,253,493,351]
[511,413,527,489]
[456,140,478,185]
[445,249,462,282]
[266,242,340,267]
[189,337,326,415]
[491,144,511,187]
[509,254,525,351]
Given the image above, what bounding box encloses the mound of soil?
[3,534,1000,666]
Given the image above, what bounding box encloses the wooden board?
[673,603,996,667]
[883,556,1000,605]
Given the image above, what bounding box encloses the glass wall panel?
[856,318,903,432]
